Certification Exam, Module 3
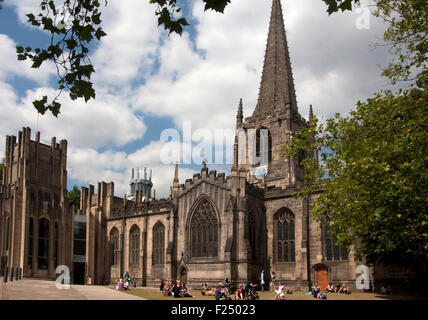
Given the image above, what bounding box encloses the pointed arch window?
[129,225,140,267]
[110,228,120,266]
[27,218,34,269]
[54,222,59,267]
[190,199,218,258]
[324,218,348,261]
[256,128,272,165]
[152,222,165,265]
[248,212,257,259]
[38,218,50,270]
[274,208,295,262]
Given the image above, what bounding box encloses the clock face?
[256,168,264,179]
[252,165,268,179]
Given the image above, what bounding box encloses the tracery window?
[152,222,165,265]
[248,213,257,259]
[324,218,348,261]
[274,208,295,262]
[256,127,272,164]
[190,199,218,258]
[129,225,140,267]
[54,222,59,267]
[110,228,120,266]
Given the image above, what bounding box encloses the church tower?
[240,0,308,188]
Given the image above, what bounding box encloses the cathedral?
[3,0,412,292]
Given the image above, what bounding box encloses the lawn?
[122,287,417,300]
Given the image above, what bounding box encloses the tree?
[68,185,81,209]
[281,0,428,268]
[282,86,428,264]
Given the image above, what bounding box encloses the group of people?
[200,280,259,300]
[325,282,351,294]
[160,279,193,298]
[116,271,132,291]
[309,282,351,299]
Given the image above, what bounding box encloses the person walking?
[260,269,266,292]
[270,271,276,292]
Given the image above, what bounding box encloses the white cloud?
[2,0,402,198]
[0,84,146,149]
[0,34,55,84]
[68,142,198,198]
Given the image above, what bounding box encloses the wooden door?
[316,268,329,290]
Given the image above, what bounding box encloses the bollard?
[19,268,22,280]
[15,267,18,281]
[10,267,14,282]
[3,267,8,283]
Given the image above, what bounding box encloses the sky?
[0,0,397,199]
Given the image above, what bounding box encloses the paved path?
[1,279,145,300]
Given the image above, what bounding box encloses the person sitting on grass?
[181,283,193,298]
[204,285,217,296]
[200,283,208,296]
[116,278,124,291]
[215,282,225,300]
[163,281,171,296]
[236,284,244,300]
[339,283,350,294]
[326,283,334,293]
[160,279,165,293]
[311,284,320,298]
[274,282,287,300]
[124,277,131,290]
[216,282,231,300]
[247,283,259,300]
[172,280,181,298]
[335,283,341,293]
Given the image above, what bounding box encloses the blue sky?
[0,0,397,198]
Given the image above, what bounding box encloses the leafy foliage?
[372,0,428,84]
[282,85,428,264]
[15,0,230,116]
[283,0,428,265]
[68,184,81,209]
[149,0,230,35]
[321,0,359,14]
[16,0,107,116]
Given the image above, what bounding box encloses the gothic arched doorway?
[179,267,188,285]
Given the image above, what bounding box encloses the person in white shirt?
[274,282,286,300]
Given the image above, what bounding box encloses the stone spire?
[252,0,297,117]
[236,98,243,128]
[309,104,313,122]
[173,162,179,183]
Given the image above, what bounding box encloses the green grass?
[122,287,419,300]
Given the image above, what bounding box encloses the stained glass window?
[274,208,295,262]
[129,225,140,266]
[190,199,218,258]
[324,218,348,261]
[153,222,165,265]
[110,228,120,266]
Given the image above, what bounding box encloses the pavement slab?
[1,279,145,300]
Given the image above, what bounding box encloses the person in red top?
[235,283,244,300]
